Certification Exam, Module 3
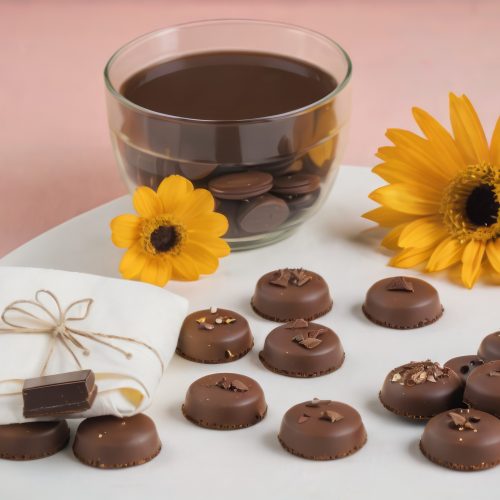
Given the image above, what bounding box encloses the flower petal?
[426,237,464,272]
[182,212,229,237]
[389,246,434,269]
[187,232,231,257]
[385,129,453,183]
[363,207,416,228]
[157,175,194,213]
[485,239,500,273]
[398,216,448,248]
[381,224,405,250]
[461,239,486,288]
[490,116,500,167]
[133,186,162,218]
[369,184,441,215]
[110,214,141,248]
[412,107,465,175]
[119,243,148,279]
[170,253,200,281]
[175,189,215,219]
[139,257,172,287]
[182,241,220,275]
[449,94,490,165]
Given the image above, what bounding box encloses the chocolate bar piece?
[23,370,97,418]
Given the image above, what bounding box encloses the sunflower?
[110,175,230,287]
[364,93,500,288]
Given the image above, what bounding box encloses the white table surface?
[0,167,498,499]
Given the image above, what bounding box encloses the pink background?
[1,0,499,257]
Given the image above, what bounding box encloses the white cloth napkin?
[0,266,188,424]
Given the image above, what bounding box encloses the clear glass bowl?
[104,20,352,250]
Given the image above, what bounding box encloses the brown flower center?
[150,225,178,253]
[465,184,499,227]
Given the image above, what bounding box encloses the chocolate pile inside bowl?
[117,51,341,243]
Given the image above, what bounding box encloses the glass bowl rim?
[104,18,352,125]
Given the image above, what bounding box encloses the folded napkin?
[0,266,188,424]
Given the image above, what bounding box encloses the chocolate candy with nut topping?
[444,355,484,384]
[176,307,253,363]
[251,268,333,322]
[420,408,500,471]
[464,360,500,417]
[73,414,161,468]
[0,421,69,460]
[379,360,464,419]
[259,320,345,377]
[208,171,273,200]
[182,373,267,430]
[477,331,500,362]
[363,276,443,329]
[278,399,367,460]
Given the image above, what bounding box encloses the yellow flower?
[110,175,230,287]
[364,93,500,288]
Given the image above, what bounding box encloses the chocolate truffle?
[73,414,161,468]
[379,360,464,419]
[251,268,333,322]
[208,171,273,200]
[444,355,484,384]
[176,307,253,363]
[182,373,267,430]
[464,360,500,417]
[278,399,367,460]
[259,319,344,377]
[420,408,500,471]
[363,276,443,329]
[477,331,500,362]
[0,421,69,460]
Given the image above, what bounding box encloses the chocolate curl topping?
[214,377,249,392]
[0,289,165,376]
[285,319,309,329]
[269,269,312,288]
[305,398,332,408]
[448,412,479,431]
[297,414,310,424]
[489,370,500,377]
[387,277,414,292]
[391,360,449,386]
[292,328,326,349]
[319,410,344,423]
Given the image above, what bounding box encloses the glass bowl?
[104,19,352,250]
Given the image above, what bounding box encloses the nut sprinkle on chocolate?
[386,276,414,292]
[390,360,449,386]
[448,411,479,431]
[319,410,344,423]
[269,268,312,288]
[292,327,327,349]
[213,376,249,392]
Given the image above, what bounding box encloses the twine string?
[0,289,164,375]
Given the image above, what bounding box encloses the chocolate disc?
[0,421,69,460]
[251,268,333,322]
[271,173,320,195]
[208,171,273,200]
[176,307,253,363]
[477,331,500,362]
[237,194,290,233]
[182,373,267,430]
[73,414,161,468]
[259,320,344,377]
[420,408,500,471]
[463,360,500,417]
[363,276,443,329]
[278,189,320,212]
[444,355,484,384]
[379,360,464,419]
[278,399,367,460]
[179,163,218,180]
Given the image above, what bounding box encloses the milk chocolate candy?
[420,408,500,471]
[23,370,97,418]
[477,331,500,362]
[444,355,484,384]
[463,360,500,417]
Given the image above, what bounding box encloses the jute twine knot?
[0,289,164,375]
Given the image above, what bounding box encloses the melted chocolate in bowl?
[111,48,347,248]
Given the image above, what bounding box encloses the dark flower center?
[150,225,178,252]
[465,184,499,227]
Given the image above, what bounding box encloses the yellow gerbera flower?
[364,93,500,288]
[110,175,230,287]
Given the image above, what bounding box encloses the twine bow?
[0,290,164,375]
